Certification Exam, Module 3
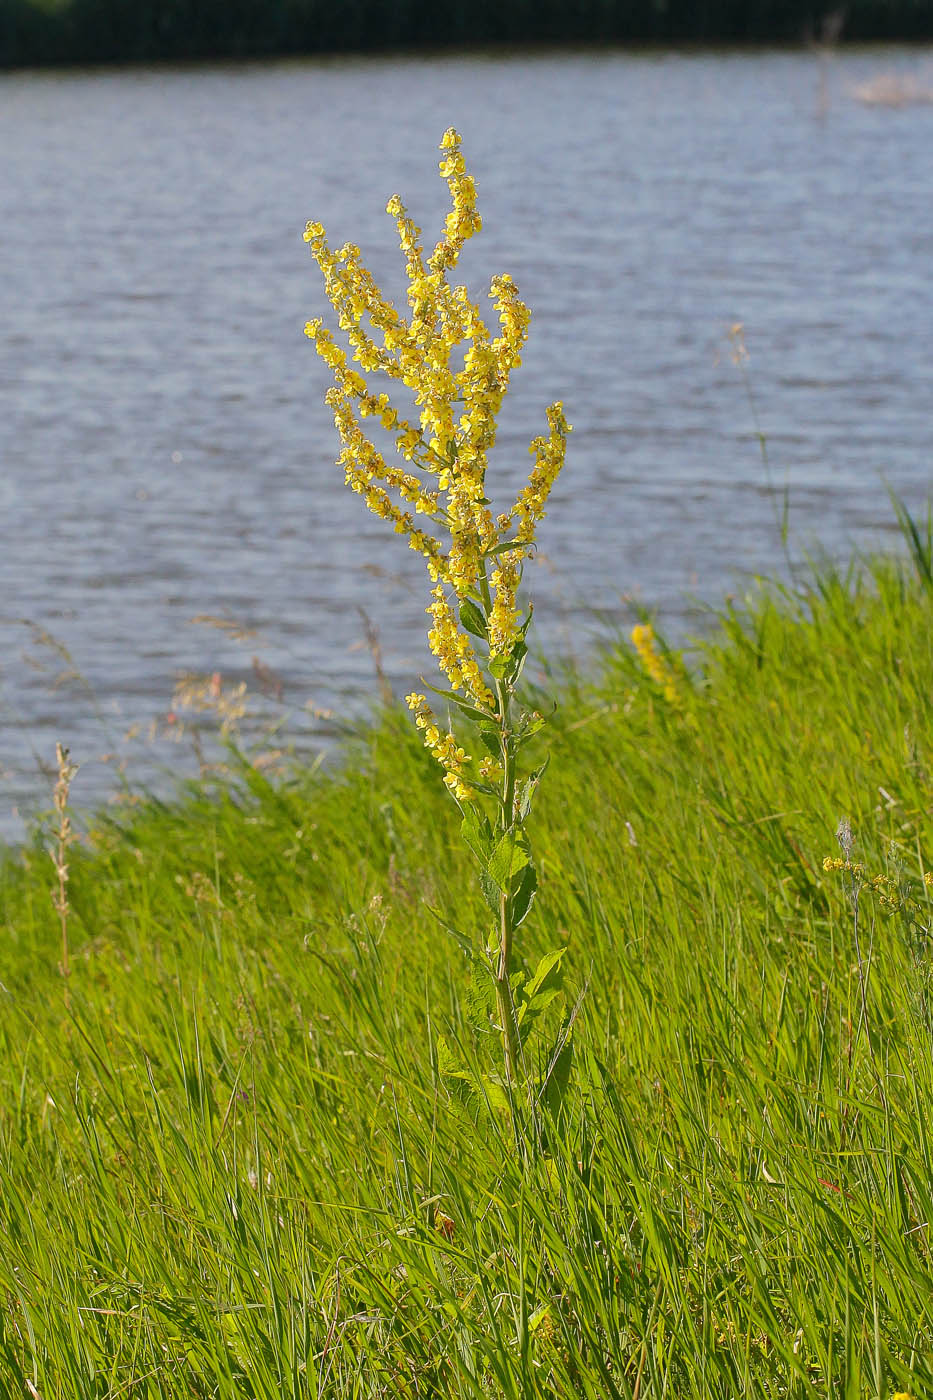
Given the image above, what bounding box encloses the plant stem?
[495,707,520,1088]
[479,565,522,1088]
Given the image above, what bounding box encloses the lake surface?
[2,45,933,839]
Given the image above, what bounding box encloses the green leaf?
[424,904,473,956]
[463,780,500,798]
[482,539,525,560]
[516,757,550,820]
[423,681,493,723]
[477,720,501,758]
[509,860,538,927]
[488,830,530,892]
[460,807,493,866]
[436,1035,484,1113]
[488,636,529,688]
[466,963,496,1032]
[524,946,565,1001]
[480,1075,511,1116]
[479,869,500,913]
[459,599,488,639]
[518,986,562,1035]
[541,1032,574,1117]
[435,1034,458,1077]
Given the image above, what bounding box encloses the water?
[3,45,933,839]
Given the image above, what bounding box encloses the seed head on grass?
[50,742,78,988]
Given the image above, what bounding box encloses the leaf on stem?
[458,598,488,640]
[510,859,538,927]
[488,829,531,892]
[424,903,474,956]
[516,757,550,820]
[460,806,493,865]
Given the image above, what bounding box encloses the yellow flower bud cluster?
[406,693,473,800]
[631,624,682,708]
[305,129,570,785]
[822,856,864,875]
[824,857,933,916]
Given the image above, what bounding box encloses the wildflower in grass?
[305,129,570,1096]
[631,623,682,708]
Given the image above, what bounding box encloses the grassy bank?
[2,545,933,1396]
[3,0,933,69]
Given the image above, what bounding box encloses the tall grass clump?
[2,536,933,1395]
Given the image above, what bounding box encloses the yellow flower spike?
[631,623,683,708]
[426,586,494,708]
[487,551,525,660]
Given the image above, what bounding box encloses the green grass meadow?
[3,539,933,1397]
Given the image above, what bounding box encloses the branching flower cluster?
[304,128,569,802]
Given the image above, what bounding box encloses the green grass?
[3,545,933,1397]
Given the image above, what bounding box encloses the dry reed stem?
[50,742,78,997]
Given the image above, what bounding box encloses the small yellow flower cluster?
[822,856,865,875]
[487,552,523,658]
[426,587,494,707]
[304,129,570,703]
[499,401,570,546]
[406,692,473,800]
[631,624,681,707]
[823,857,933,917]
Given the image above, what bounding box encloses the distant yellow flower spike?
[631,623,682,708]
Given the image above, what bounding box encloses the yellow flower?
[426,587,494,708]
[304,130,568,786]
[631,623,682,708]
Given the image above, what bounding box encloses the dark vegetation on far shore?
[2,0,933,70]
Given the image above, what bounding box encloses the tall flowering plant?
[304,129,570,1102]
